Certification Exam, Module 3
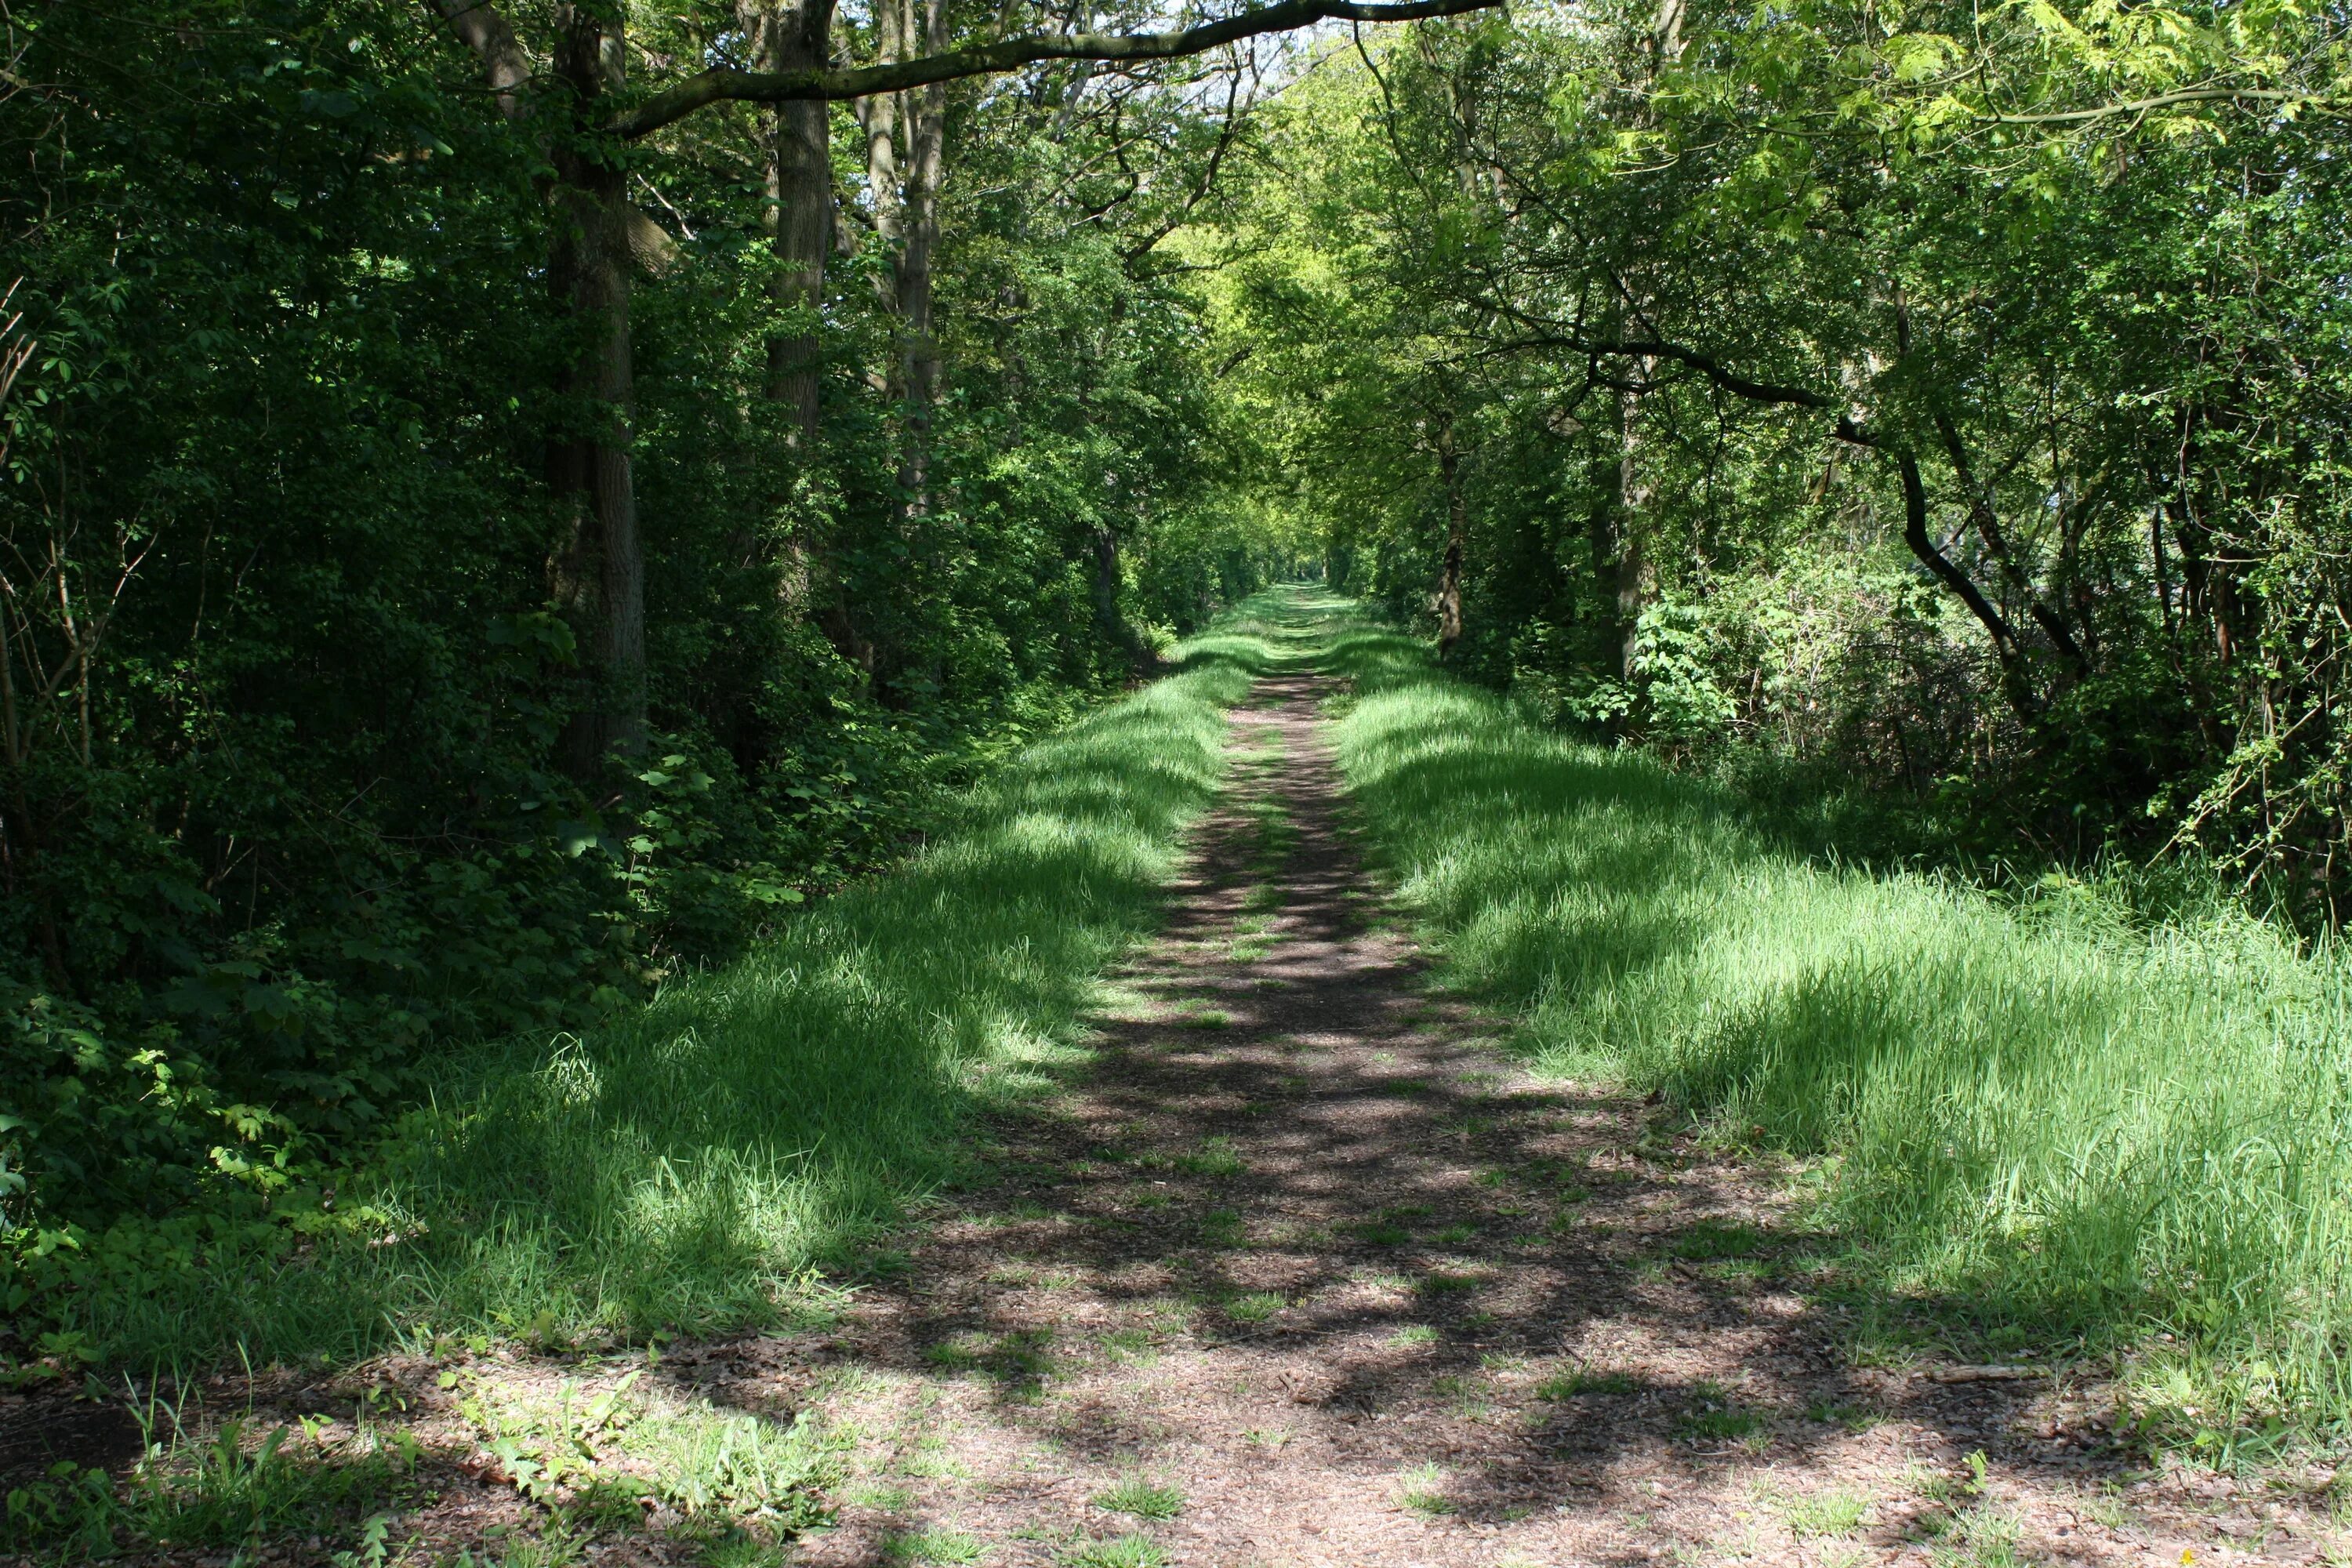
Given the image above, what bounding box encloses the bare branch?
[611,0,1503,138]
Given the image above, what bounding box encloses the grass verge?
[1323,606,2352,1457]
[57,625,1271,1370]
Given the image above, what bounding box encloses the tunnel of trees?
[3,0,2350,1377]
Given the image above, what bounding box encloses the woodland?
[4,0,2352,1556]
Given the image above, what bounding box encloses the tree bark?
[1436,412,1467,658]
[424,0,650,771]
[547,5,648,769]
[741,0,839,440]
[1613,374,1655,681]
[1608,0,1683,684]
[859,0,949,508]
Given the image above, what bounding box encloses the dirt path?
[766,673,2335,1567]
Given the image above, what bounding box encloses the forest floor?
[7,612,2344,1567]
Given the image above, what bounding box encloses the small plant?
[1396,1461,1454,1516]
[1932,1503,2027,1568]
[1389,1324,1440,1347]
[1061,1534,1167,1567]
[1092,1475,1185,1520]
[1098,1327,1160,1367]
[884,1527,987,1564]
[1537,1365,1642,1399]
[1417,1269,1480,1296]
[1781,1487,1871,1539]
[1174,1138,1243,1177]
[1805,1399,1885,1432]
[1225,1291,1287,1323]
[1677,1381,1763,1443]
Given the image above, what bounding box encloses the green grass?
[1060,1534,1167,1568]
[1536,1366,1642,1399]
[1090,1475,1185,1520]
[1224,1290,1286,1323]
[1323,600,2352,1449]
[1173,1137,1244,1178]
[1779,1486,1871,1539]
[1677,1380,1765,1443]
[1395,1461,1454,1516]
[882,1527,987,1565]
[66,620,1274,1368]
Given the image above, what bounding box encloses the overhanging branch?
[610,0,1502,138]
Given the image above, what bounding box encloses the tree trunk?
[548,4,648,769]
[858,0,949,509]
[1436,414,1467,658]
[742,0,838,440]
[1613,382,1654,681]
[1091,521,1148,670]
[1611,0,1684,684]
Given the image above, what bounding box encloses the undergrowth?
[27,619,1275,1371]
[1321,597,2352,1460]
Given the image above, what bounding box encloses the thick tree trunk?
[548,5,648,769]
[428,0,652,770]
[895,66,946,504]
[858,0,948,509]
[742,0,838,439]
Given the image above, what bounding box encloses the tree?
[424,0,1502,766]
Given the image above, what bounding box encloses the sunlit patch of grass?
[1389,1323,1440,1347]
[85,621,1274,1371]
[1098,1327,1160,1367]
[1060,1533,1167,1567]
[1328,605,2352,1446]
[1395,1461,1454,1516]
[1777,1486,1872,1539]
[1428,1373,1491,1417]
[1225,1291,1287,1323]
[896,1436,969,1481]
[882,1526,987,1564]
[1091,1475,1185,1520]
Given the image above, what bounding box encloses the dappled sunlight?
[1336,629,2352,1442]
[79,648,1280,1367]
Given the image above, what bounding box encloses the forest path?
[771,663,2304,1567]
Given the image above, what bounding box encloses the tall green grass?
[1325,616,2352,1453]
[77,630,1272,1367]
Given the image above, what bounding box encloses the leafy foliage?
[0,0,1290,1352]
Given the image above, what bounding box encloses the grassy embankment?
[72,622,1277,1370]
[1316,597,2352,1458]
